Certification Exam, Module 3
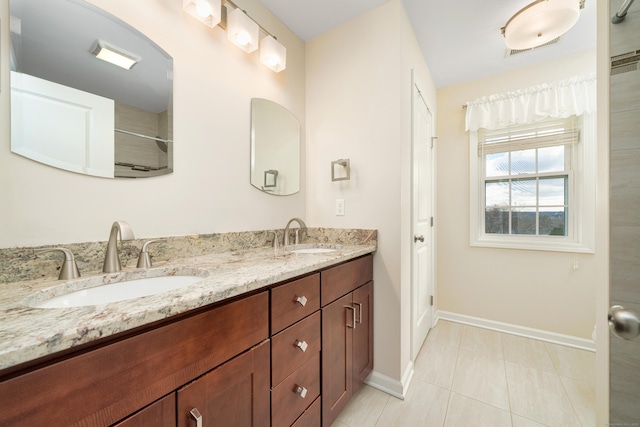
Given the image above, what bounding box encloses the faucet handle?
[137,240,165,269]
[35,247,81,280]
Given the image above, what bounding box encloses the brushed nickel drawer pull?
[345,305,356,328]
[190,408,203,427]
[353,301,363,324]
[295,295,308,306]
[295,385,308,398]
[295,340,308,352]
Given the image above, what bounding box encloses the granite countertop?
[0,243,376,372]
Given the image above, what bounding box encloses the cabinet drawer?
[272,353,320,427]
[0,291,269,427]
[271,274,320,334]
[113,393,175,427]
[291,397,320,427]
[321,255,373,306]
[271,311,321,386]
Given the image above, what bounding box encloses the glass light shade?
[260,36,286,72]
[503,0,581,50]
[183,0,222,28]
[227,8,259,53]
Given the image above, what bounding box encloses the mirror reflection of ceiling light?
[501,0,585,50]
[90,40,140,70]
[183,0,222,27]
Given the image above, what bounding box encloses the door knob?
[609,305,640,340]
[414,235,424,243]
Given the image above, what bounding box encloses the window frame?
[469,115,596,253]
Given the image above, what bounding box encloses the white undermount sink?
[26,270,208,309]
[286,244,343,254]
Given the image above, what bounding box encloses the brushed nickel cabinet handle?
[295,295,308,306]
[190,408,202,427]
[295,385,308,398]
[345,305,356,329]
[353,301,363,324]
[295,340,308,352]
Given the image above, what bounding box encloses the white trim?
[469,113,596,253]
[365,362,415,401]
[436,310,596,352]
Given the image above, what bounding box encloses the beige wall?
[0,0,305,247]
[306,0,436,391]
[436,50,604,340]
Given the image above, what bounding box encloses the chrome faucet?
[283,218,307,246]
[103,221,135,273]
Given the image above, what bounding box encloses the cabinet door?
[352,281,373,393]
[113,394,175,427]
[321,293,353,427]
[177,340,270,427]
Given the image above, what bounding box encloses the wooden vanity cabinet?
[320,255,373,427]
[0,291,269,427]
[0,253,374,427]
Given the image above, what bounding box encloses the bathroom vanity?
[0,241,374,427]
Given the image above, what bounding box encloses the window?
[470,115,595,253]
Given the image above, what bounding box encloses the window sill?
[471,234,595,254]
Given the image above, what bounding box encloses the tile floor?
[333,321,596,427]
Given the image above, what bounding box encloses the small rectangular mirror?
[250,99,301,195]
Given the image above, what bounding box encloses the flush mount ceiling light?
[90,40,140,70]
[501,0,585,50]
[183,0,221,27]
[227,7,259,53]
[260,35,286,72]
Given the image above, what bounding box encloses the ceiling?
[259,0,597,89]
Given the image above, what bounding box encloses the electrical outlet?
[336,199,345,216]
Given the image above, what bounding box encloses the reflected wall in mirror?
[9,0,173,178]
[250,99,301,195]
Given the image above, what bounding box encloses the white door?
[411,75,434,360]
[608,1,640,422]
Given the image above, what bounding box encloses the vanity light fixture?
[183,0,222,27]
[182,0,287,72]
[90,40,140,70]
[227,7,259,53]
[501,0,585,50]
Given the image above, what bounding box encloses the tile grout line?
[497,333,516,427]
[440,338,462,426]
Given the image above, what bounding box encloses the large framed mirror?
[250,99,301,195]
[9,0,173,178]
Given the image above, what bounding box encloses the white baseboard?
[436,310,596,352]
[365,361,415,400]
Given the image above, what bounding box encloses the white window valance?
[465,74,596,131]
